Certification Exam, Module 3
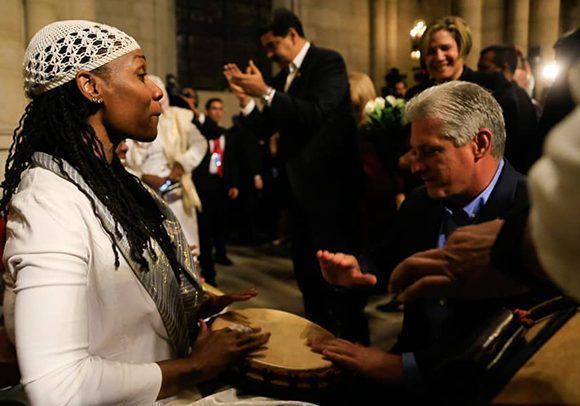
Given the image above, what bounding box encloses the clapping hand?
[224,60,268,97]
[224,63,252,107]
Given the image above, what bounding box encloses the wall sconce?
[409,20,426,60]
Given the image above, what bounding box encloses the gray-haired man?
[310,81,531,396]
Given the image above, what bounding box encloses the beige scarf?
[159,107,202,214]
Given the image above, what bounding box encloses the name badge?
[209,152,222,175]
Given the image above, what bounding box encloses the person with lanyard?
[1,20,271,404]
[192,98,239,286]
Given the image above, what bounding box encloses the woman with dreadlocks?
[1,20,269,404]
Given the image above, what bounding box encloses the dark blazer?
[370,160,527,283]
[504,82,540,173]
[369,161,531,367]
[239,45,361,249]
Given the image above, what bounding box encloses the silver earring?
[92,97,102,104]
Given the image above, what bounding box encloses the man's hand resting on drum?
[316,250,377,287]
[308,337,403,384]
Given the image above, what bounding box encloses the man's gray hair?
[405,81,506,158]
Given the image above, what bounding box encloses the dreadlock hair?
[1,69,182,275]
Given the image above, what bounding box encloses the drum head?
[212,308,335,372]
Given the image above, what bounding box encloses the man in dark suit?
[224,8,366,342]
[478,45,540,173]
[192,98,239,286]
[310,81,532,395]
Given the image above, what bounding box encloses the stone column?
[481,0,504,47]
[529,0,560,62]
[24,0,58,42]
[505,0,530,49]
[60,0,96,21]
[529,0,560,99]
[370,0,398,92]
[152,0,178,80]
[452,0,483,68]
[370,0,387,89]
[0,1,27,179]
[385,0,398,82]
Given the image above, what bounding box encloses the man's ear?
[76,70,103,104]
[288,27,299,42]
[473,128,493,159]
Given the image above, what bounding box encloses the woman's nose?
[151,85,163,101]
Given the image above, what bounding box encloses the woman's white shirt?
[4,167,173,405]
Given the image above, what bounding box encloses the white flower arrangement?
[363,96,406,130]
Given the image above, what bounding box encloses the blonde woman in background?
[348,71,376,125]
[348,71,405,249]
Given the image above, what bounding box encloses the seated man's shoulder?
[400,185,437,213]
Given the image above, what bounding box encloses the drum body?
[212,308,342,391]
[493,310,580,404]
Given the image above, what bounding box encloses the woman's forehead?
[107,50,146,70]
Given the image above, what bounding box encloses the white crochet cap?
[23,20,140,98]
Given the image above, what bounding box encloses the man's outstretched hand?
[317,250,377,288]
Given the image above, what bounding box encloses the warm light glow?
[410,50,421,60]
[410,20,427,39]
[542,62,560,82]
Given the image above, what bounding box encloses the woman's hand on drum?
[156,320,270,399]
[199,288,258,318]
[190,320,270,380]
[308,337,403,384]
[316,250,377,287]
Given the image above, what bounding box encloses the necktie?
[284,64,297,92]
[446,209,472,237]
